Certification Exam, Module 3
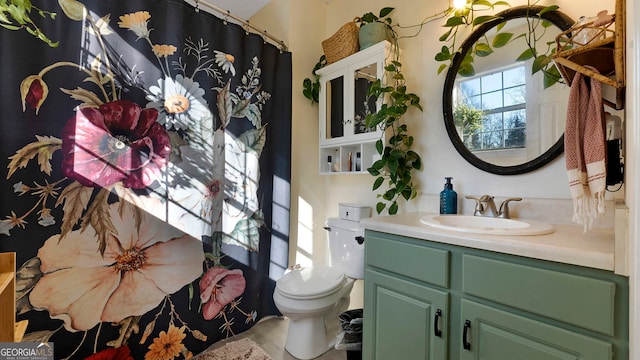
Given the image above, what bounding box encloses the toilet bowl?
[273,217,365,359]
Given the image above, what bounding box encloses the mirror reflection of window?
[454,64,526,152]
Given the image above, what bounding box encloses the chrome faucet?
[465,195,522,219]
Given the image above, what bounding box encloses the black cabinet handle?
[355,236,365,244]
[462,320,471,350]
[434,309,442,337]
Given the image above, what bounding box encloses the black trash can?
[336,309,363,360]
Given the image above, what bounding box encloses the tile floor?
[198,316,352,360]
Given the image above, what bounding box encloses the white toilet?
[273,216,366,359]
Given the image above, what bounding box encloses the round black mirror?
[443,6,574,175]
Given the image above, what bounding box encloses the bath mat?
[194,338,273,360]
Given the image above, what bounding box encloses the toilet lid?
[276,265,345,299]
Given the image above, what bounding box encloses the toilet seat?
[276,265,345,300]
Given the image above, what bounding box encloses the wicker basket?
[322,19,360,64]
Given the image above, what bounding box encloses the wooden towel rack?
[552,0,625,110]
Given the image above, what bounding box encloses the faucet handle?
[498,197,522,218]
[464,195,486,215]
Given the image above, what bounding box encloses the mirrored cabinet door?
[353,62,378,136]
[324,71,346,142]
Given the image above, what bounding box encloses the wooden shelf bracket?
[552,0,626,110]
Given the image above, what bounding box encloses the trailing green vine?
[365,59,422,215]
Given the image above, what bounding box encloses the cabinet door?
[363,269,448,360]
[348,56,381,141]
[319,68,348,145]
[459,299,613,360]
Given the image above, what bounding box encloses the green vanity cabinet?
[364,269,448,359]
[363,230,629,360]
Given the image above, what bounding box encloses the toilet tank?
[326,217,365,280]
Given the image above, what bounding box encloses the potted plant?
[357,7,396,49]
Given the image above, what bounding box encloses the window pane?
[504,109,526,128]
[460,78,481,96]
[503,67,525,86]
[481,72,502,93]
[484,113,503,131]
[482,91,503,110]
[504,85,525,107]
[483,131,503,149]
[505,128,526,147]
[466,95,482,109]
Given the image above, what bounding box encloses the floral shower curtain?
[0,0,291,358]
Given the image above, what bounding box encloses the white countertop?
[360,212,616,272]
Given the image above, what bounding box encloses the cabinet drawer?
[366,233,449,288]
[462,255,615,335]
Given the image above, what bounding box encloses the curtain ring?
[194,0,200,12]
[262,30,268,44]
[224,10,230,25]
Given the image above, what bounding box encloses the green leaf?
[492,1,511,7]
[360,12,377,23]
[474,43,493,57]
[437,64,449,74]
[375,139,383,154]
[372,159,385,170]
[472,0,494,7]
[516,48,535,61]
[444,16,465,27]
[413,156,422,170]
[458,63,475,77]
[538,5,559,16]
[373,176,384,190]
[390,149,404,160]
[0,23,21,30]
[389,202,399,215]
[543,65,562,89]
[472,15,500,26]
[383,189,396,201]
[492,32,513,48]
[532,55,550,74]
[379,7,394,18]
[376,202,386,214]
[388,159,399,173]
[439,28,452,42]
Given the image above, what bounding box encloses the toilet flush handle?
[323,226,330,231]
[355,236,364,245]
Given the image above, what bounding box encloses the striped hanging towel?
[564,68,607,232]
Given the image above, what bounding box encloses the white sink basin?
[420,214,554,236]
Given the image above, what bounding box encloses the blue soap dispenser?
[439,177,458,214]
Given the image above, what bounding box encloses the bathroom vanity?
[360,213,629,359]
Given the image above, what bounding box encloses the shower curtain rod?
[192,0,288,51]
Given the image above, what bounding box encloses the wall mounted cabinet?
[363,231,629,360]
[317,41,392,174]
